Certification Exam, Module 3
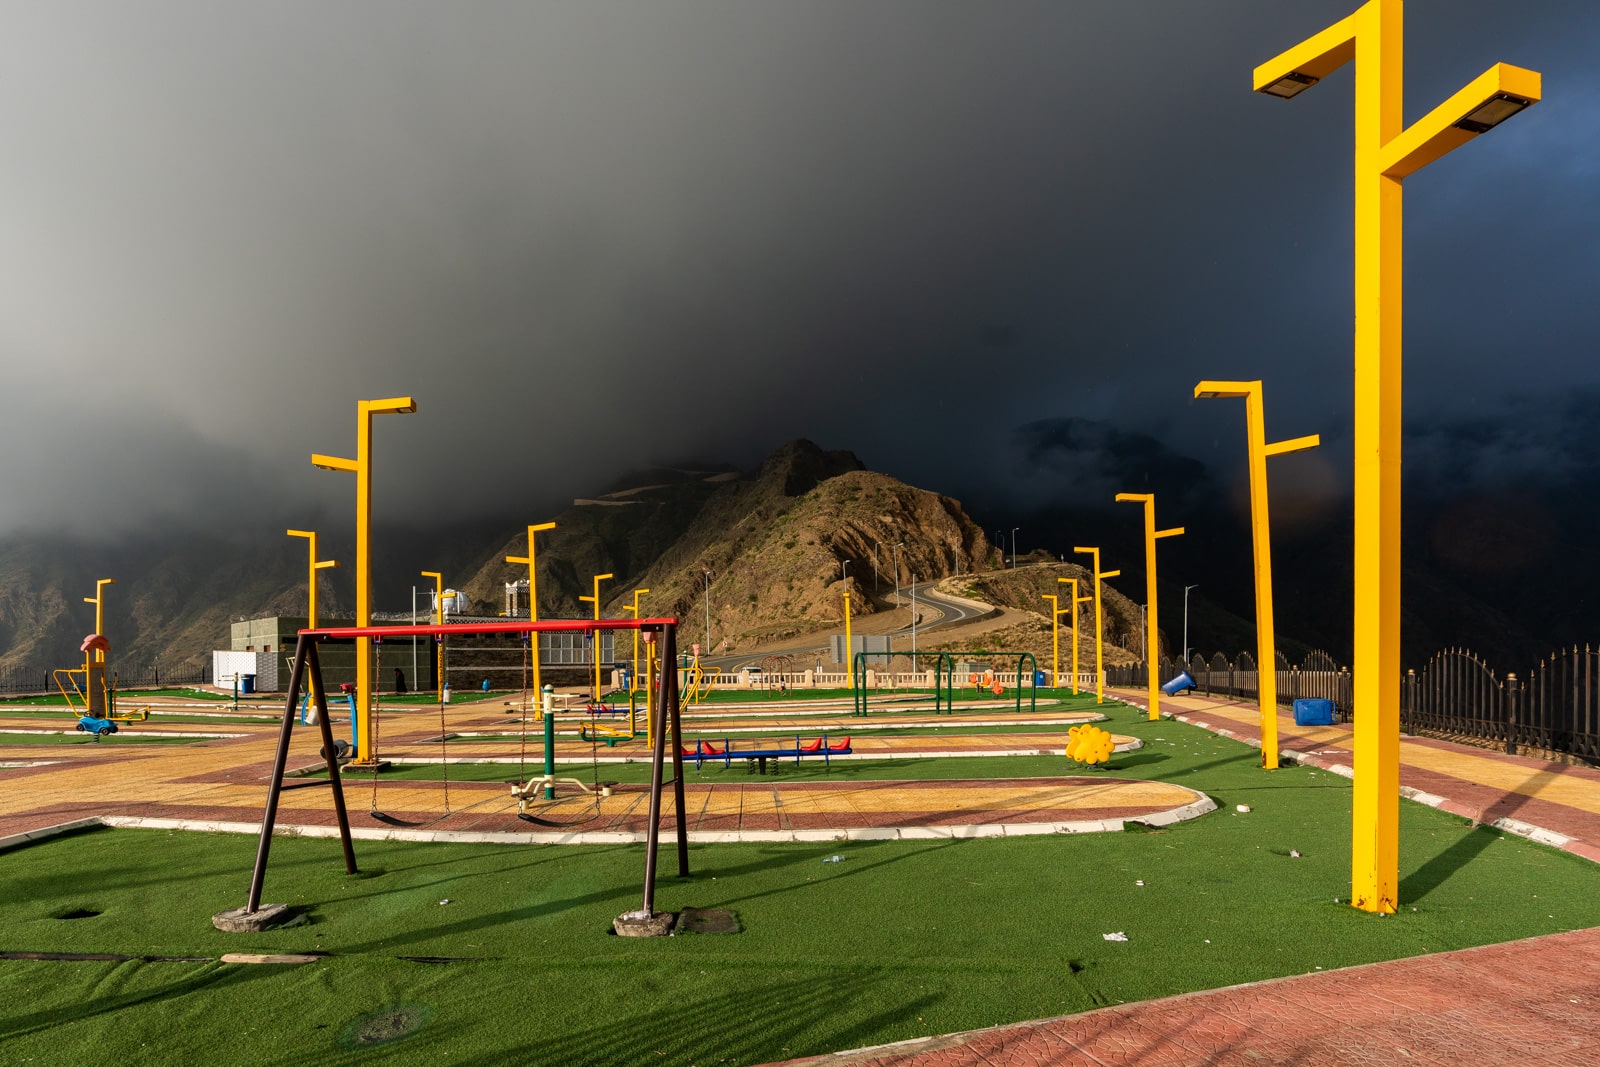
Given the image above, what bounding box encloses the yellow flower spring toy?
[1065,723,1115,767]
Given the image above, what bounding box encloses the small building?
[220,615,615,693]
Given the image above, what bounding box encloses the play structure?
[1065,723,1115,766]
[55,633,149,738]
[679,652,720,703]
[851,650,1039,716]
[226,617,690,933]
[682,734,851,774]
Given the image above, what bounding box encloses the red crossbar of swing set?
[297,618,680,639]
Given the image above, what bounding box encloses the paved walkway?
[0,697,1196,847]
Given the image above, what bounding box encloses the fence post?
[1505,672,1519,756]
[1402,669,1415,735]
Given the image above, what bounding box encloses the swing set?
[850,650,1039,716]
[232,617,692,927]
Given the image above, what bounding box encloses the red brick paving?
[773,927,1600,1066]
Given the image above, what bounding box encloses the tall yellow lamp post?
[505,521,557,695]
[286,530,338,630]
[1058,577,1084,695]
[579,573,614,700]
[1114,494,1184,721]
[841,561,854,690]
[85,578,115,652]
[1194,381,1320,769]
[1255,0,1540,913]
[312,396,417,764]
[625,588,651,692]
[1071,548,1121,704]
[1041,593,1061,687]
[421,570,443,700]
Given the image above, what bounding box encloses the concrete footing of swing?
[212,904,292,933]
[612,910,675,938]
[344,760,391,771]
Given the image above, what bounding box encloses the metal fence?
[0,662,212,695]
[1110,644,1600,764]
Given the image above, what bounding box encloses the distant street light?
[1071,548,1121,704]
[1058,577,1085,695]
[1182,584,1199,665]
[841,562,855,691]
[872,541,884,593]
[421,570,443,700]
[1042,592,1061,686]
[1010,528,1020,569]
[1254,0,1540,914]
[578,572,615,700]
[1115,493,1184,722]
[287,530,338,631]
[701,570,713,658]
[313,395,416,763]
[505,521,557,693]
[624,587,651,693]
[892,543,904,606]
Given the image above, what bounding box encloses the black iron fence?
[0,662,212,695]
[1110,644,1600,764]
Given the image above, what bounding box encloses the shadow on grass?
[0,960,252,1043]
[498,969,936,1066]
[1399,823,1507,902]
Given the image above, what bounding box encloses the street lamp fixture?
[1071,548,1121,704]
[287,530,338,631]
[311,395,416,763]
[841,560,854,691]
[1254,0,1540,914]
[1010,528,1020,568]
[1182,584,1199,666]
[624,588,651,693]
[1114,493,1184,721]
[578,573,614,701]
[506,521,557,694]
[421,570,444,701]
[1058,576,1085,696]
[1195,379,1319,771]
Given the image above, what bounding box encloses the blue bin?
[1034,670,1047,687]
[239,674,256,695]
[1160,671,1195,696]
[1293,698,1334,726]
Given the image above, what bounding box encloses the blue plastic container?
[1161,671,1196,696]
[1293,698,1335,726]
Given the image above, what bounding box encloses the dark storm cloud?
[1,1,1595,536]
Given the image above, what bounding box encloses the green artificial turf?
[0,732,205,746]
[5,706,1598,1066]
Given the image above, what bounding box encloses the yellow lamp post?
[505,521,557,695]
[1255,0,1540,914]
[579,573,614,700]
[1193,381,1320,769]
[312,396,416,764]
[1114,494,1184,722]
[84,578,115,656]
[1041,593,1061,687]
[421,570,443,700]
[625,588,651,692]
[286,530,338,630]
[841,561,854,690]
[1058,577,1085,696]
[1071,549,1121,704]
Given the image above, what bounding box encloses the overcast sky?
[2,0,1596,537]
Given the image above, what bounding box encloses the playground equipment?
[682,734,852,774]
[851,650,1038,716]
[360,634,455,826]
[227,616,689,934]
[679,653,720,703]
[757,654,795,693]
[54,632,149,737]
[579,693,644,747]
[1065,723,1115,766]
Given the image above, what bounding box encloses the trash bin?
[1293,698,1334,726]
[1034,670,1047,687]
[239,674,256,695]
[1160,671,1195,696]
